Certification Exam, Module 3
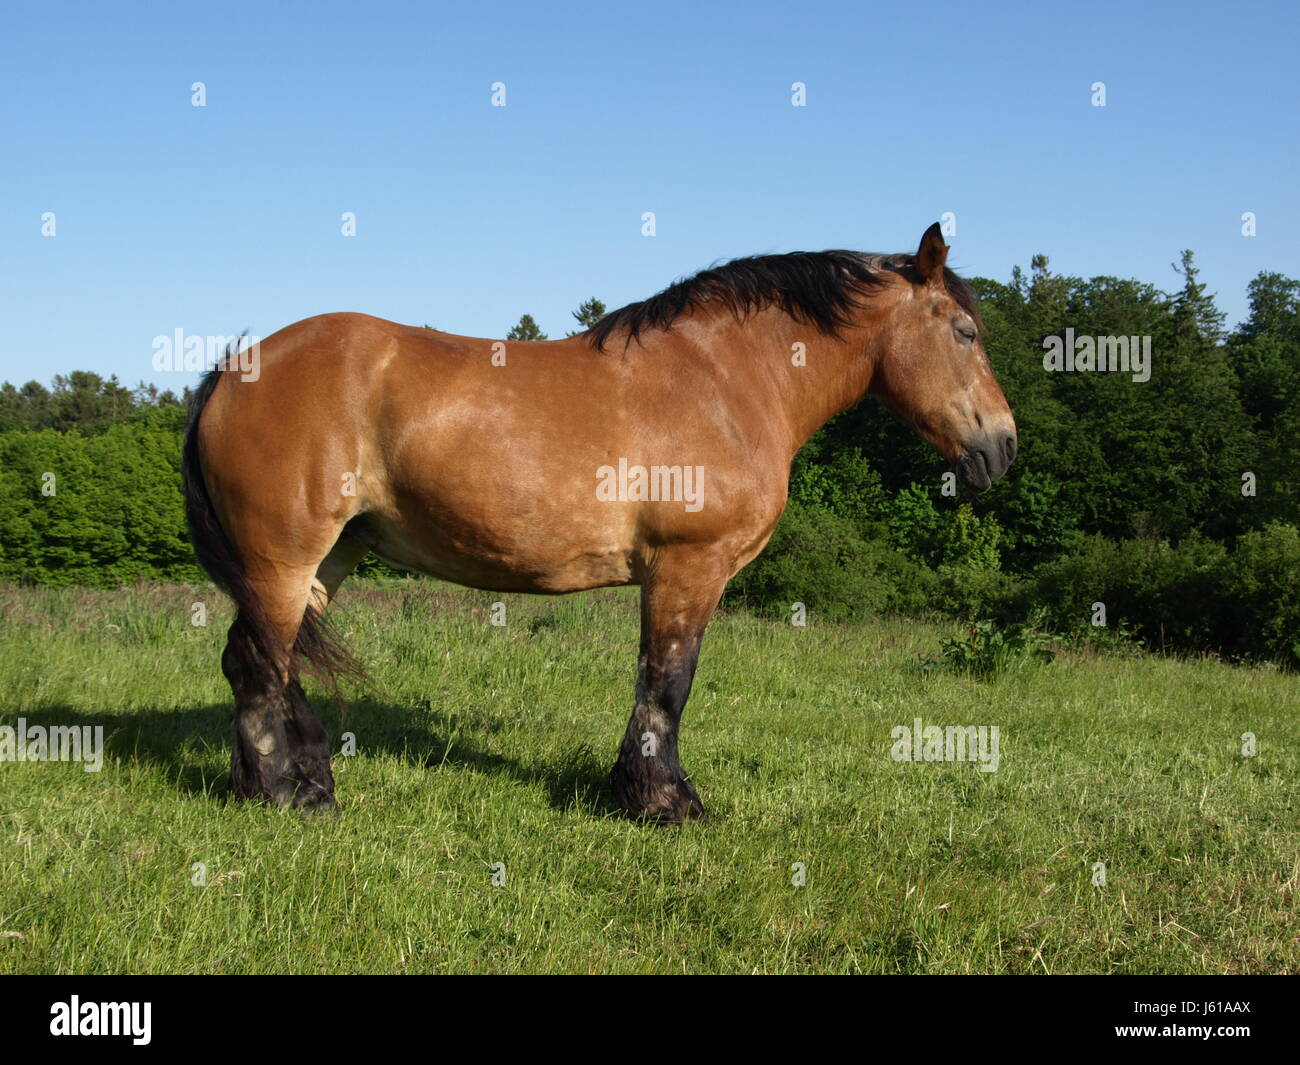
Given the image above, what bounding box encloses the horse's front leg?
[611,562,727,822]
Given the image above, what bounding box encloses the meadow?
[0,581,1296,974]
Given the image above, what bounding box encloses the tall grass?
[0,581,1296,974]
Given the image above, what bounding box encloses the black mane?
[586,250,981,351]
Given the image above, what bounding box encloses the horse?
[182,223,1017,822]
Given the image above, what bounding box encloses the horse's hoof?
[612,762,705,823]
[646,779,706,824]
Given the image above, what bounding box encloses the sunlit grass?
[0,581,1296,973]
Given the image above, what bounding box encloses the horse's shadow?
[11,699,622,818]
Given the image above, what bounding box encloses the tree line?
[1,255,1297,666]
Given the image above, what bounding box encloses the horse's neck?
[699,306,883,459]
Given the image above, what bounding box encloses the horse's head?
[869,224,1017,490]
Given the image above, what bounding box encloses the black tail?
[182,354,362,685]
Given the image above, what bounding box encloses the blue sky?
[1,0,1296,391]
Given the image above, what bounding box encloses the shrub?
[0,422,204,586]
[1216,522,1300,667]
[725,502,934,622]
[789,446,889,525]
[931,563,1025,621]
[922,610,1056,679]
[1020,532,1295,662]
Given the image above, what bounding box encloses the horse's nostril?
[1004,433,1018,464]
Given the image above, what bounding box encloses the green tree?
[566,298,607,336]
[1171,249,1226,345]
[506,314,547,341]
[1226,271,1300,527]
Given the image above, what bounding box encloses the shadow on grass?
[6,698,623,819]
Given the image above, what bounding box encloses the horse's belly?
[351,505,637,594]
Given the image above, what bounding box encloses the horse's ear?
[915,223,949,285]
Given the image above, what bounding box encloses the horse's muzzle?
[957,431,1017,491]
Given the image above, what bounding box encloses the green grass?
[0,580,1296,974]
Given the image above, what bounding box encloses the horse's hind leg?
[611,556,728,822]
[223,535,366,810]
[222,568,331,809]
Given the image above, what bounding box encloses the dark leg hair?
[222,615,335,810]
[610,567,726,822]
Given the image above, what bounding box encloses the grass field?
[0,580,1296,974]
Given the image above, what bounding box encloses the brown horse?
[182,223,1016,821]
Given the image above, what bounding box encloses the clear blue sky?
[2,0,1296,392]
